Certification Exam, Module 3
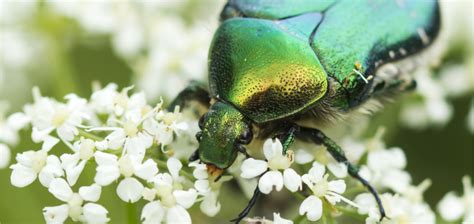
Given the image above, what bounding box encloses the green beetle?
[170,0,440,222]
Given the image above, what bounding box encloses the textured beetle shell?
[211,0,440,123]
[209,18,328,123]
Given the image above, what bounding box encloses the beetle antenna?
[230,186,261,223]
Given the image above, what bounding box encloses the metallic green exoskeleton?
[170,0,440,222]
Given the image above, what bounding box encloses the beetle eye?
[196,131,203,142]
[198,116,205,129]
[239,129,252,144]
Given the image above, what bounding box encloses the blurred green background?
[0,1,472,223]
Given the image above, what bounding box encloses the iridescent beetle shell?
[210,0,440,123]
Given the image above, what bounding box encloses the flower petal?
[263,138,283,160]
[10,163,37,187]
[258,171,283,194]
[299,195,323,221]
[240,158,268,179]
[308,161,325,181]
[41,135,60,152]
[328,180,346,194]
[39,155,65,187]
[273,212,293,224]
[166,205,192,224]
[48,178,73,202]
[200,191,221,217]
[82,203,110,224]
[327,162,348,178]
[174,189,198,209]
[141,201,165,224]
[368,147,406,171]
[43,204,69,224]
[95,165,120,186]
[0,144,11,168]
[295,149,314,165]
[134,159,158,181]
[167,157,182,179]
[79,184,102,202]
[283,168,302,192]
[116,177,144,203]
[437,192,464,221]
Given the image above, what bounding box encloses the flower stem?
[336,206,366,221]
[127,202,138,224]
[78,129,103,141]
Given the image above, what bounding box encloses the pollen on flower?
[51,108,70,127]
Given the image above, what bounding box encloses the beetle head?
[195,101,252,169]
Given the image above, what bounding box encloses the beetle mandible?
[169,0,440,222]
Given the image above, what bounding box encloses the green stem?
[78,129,103,141]
[336,206,366,221]
[127,202,138,224]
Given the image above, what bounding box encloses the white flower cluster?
[3,84,211,223]
[2,84,470,224]
[45,0,223,101]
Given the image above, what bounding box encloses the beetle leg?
[188,150,199,162]
[167,80,211,111]
[230,186,261,224]
[294,125,387,221]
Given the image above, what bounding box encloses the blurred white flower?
[400,70,454,129]
[0,111,30,146]
[138,16,213,100]
[360,147,411,193]
[437,176,474,223]
[468,99,474,134]
[0,143,11,168]
[295,146,348,178]
[45,178,108,223]
[241,138,302,194]
[356,192,435,224]
[299,161,356,221]
[10,136,62,187]
[94,152,158,203]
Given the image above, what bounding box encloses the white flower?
[241,138,302,194]
[90,108,153,158]
[355,192,435,224]
[299,161,356,221]
[143,108,188,148]
[0,143,11,168]
[141,169,198,224]
[294,146,348,178]
[24,88,89,142]
[44,178,109,223]
[189,161,232,217]
[273,212,293,224]
[437,176,474,223]
[0,110,30,146]
[94,151,158,203]
[400,70,453,129]
[360,147,411,193]
[10,136,63,187]
[89,83,120,115]
[60,138,96,186]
